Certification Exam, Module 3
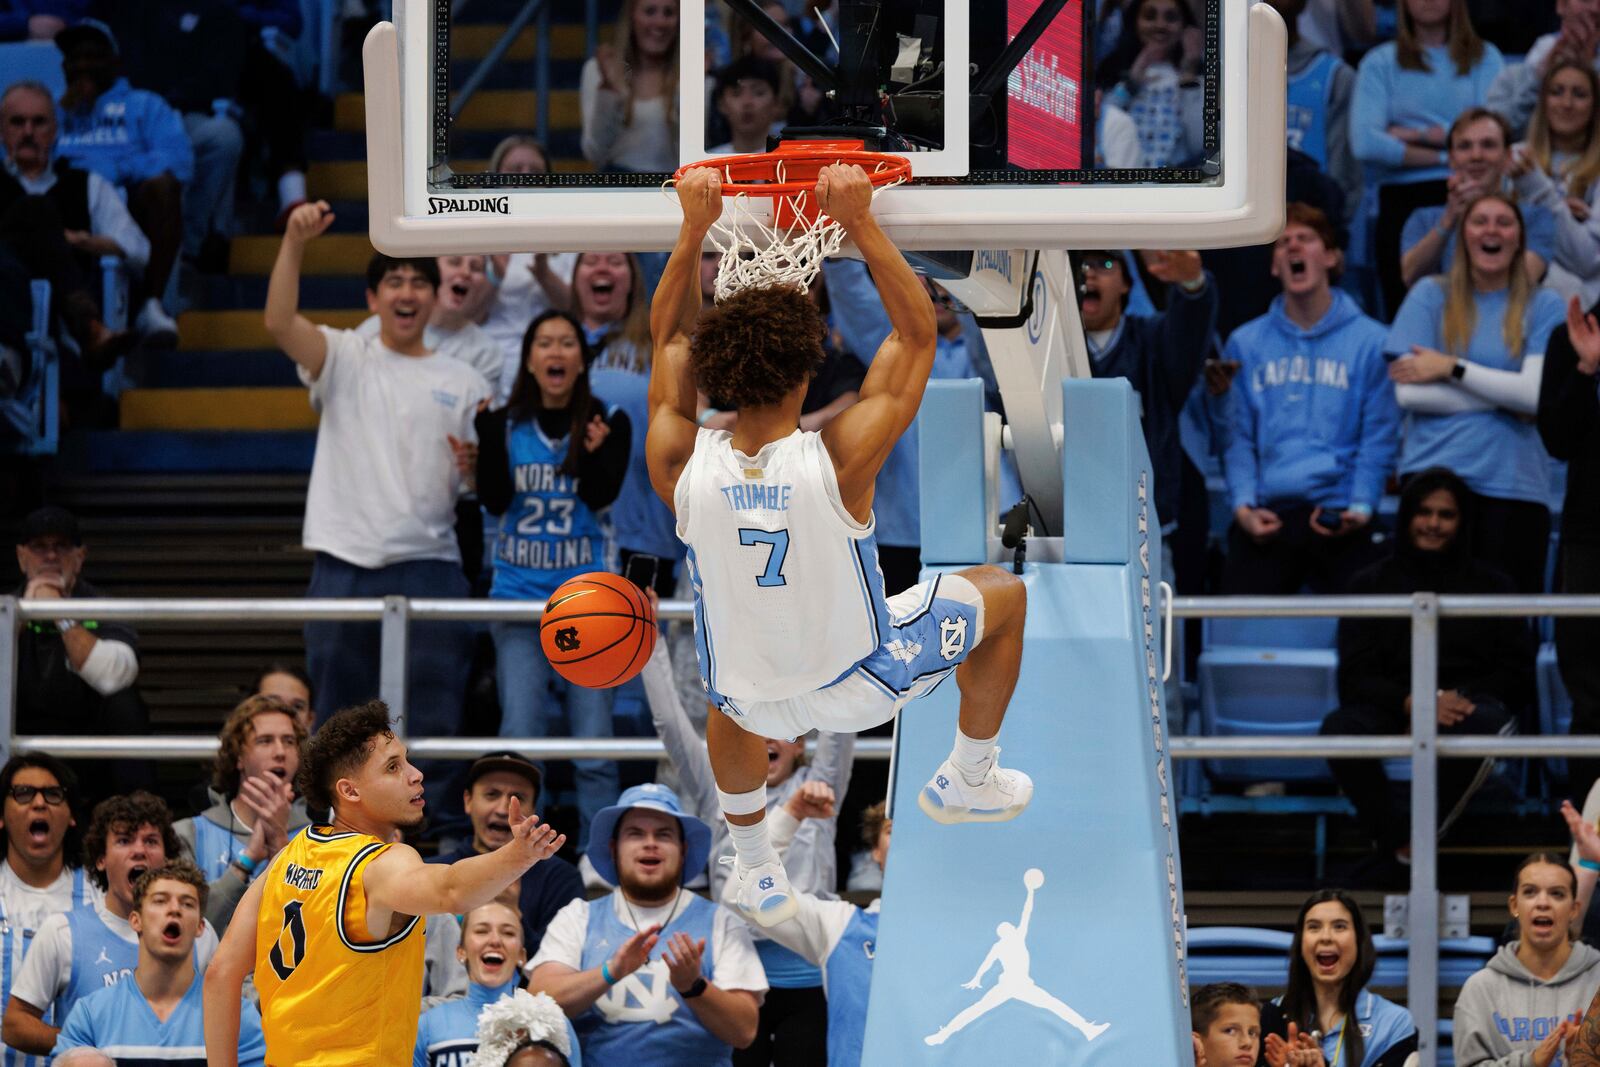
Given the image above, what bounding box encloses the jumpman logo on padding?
[925,868,1110,1046]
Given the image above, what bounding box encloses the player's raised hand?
[784,779,836,821]
[504,794,565,865]
[816,163,873,228]
[609,923,663,980]
[284,201,335,245]
[663,932,707,993]
[677,168,723,230]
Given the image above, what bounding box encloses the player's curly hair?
[83,792,182,892]
[131,859,209,914]
[214,693,308,798]
[299,701,395,818]
[692,284,825,408]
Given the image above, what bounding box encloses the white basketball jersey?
[676,427,889,703]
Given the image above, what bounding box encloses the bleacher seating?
[1537,642,1572,787]
[1,279,58,455]
[0,40,65,98]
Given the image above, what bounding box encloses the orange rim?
[672,139,912,197]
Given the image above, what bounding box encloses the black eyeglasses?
[9,785,66,805]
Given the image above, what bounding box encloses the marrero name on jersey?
[253,826,425,1065]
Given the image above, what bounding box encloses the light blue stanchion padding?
[862,377,1187,1064]
[916,379,988,565]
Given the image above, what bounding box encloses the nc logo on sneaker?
[936,775,949,789]
[758,876,775,891]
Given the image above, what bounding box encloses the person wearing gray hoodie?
[1454,853,1600,1067]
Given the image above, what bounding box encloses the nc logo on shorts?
[758,876,775,891]
[939,616,968,661]
[936,775,949,789]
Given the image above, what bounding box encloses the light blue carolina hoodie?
[54,77,195,187]
[1223,289,1399,513]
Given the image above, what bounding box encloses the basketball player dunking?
[645,165,1034,928]
[202,702,564,1066]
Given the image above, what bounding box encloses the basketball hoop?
[671,140,911,302]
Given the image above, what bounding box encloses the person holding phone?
[1219,203,1399,595]
[476,310,632,856]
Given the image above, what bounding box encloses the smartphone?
[1314,508,1345,531]
[624,554,661,592]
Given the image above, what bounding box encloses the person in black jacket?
[1321,468,1531,863]
[475,309,631,854]
[1539,295,1600,794]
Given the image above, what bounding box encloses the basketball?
[538,572,657,689]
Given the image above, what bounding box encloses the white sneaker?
[918,752,1034,825]
[135,298,178,349]
[727,857,799,927]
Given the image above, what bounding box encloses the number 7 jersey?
[675,427,889,704]
[254,826,426,1066]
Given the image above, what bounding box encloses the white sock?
[726,818,779,870]
[278,170,307,209]
[951,728,998,786]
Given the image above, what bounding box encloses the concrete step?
[141,350,303,389]
[307,128,582,164]
[177,307,366,348]
[193,274,367,312]
[119,387,316,431]
[78,430,316,473]
[227,234,372,277]
[449,21,589,61]
[309,155,594,199]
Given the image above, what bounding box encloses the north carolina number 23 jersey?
[675,427,889,703]
[254,826,426,1066]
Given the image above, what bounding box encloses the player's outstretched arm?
[204,872,265,1067]
[646,168,722,507]
[817,164,937,518]
[264,201,334,379]
[363,796,564,921]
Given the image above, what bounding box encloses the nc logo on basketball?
[554,627,581,652]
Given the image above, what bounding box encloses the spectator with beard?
[3,793,218,1059]
[13,506,148,797]
[173,695,309,933]
[428,754,583,959]
[357,254,506,397]
[0,753,95,1065]
[1401,108,1555,287]
[528,784,765,1065]
[1321,469,1532,869]
[413,900,583,1066]
[0,82,143,369]
[51,19,191,346]
[52,863,265,1067]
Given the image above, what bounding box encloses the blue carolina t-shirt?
[1400,203,1558,276]
[55,969,265,1066]
[1386,279,1564,503]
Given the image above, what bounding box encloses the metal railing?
[6,592,1600,1067]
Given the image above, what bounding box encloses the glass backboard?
[363,0,1286,253]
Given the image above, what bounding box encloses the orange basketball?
[539,572,657,688]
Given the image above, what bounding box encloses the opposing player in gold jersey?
[202,701,564,1066]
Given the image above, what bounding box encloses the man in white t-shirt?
[527,784,765,1067]
[354,253,505,397]
[2,793,217,1060]
[267,203,490,828]
[0,753,96,1067]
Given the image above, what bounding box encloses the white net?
[685,157,905,304]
